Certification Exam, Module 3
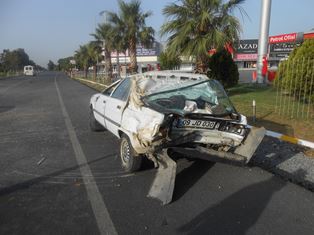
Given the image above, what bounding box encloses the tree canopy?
[1,48,30,72]
[275,38,314,101]
[161,0,246,73]
[158,51,181,70]
[107,0,154,73]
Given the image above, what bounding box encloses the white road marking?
[54,75,118,235]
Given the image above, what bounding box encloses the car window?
[102,85,115,96]
[102,80,121,96]
[111,78,131,101]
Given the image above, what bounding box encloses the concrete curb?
[73,77,108,88]
[248,125,314,149]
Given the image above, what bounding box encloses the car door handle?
[117,105,121,110]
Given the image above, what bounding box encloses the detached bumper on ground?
[148,127,266,205]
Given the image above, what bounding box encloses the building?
[234,30,314,69]
[101,41,162,75]
[234,30,314,83]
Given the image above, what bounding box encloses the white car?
[24,65,35,76]
[89,71,265,173]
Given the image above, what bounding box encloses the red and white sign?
[110,50,129,57]
[235,53,258,60]
[269,33,297,44]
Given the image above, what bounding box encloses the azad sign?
[236,39,258,54]
[269,33,297,44]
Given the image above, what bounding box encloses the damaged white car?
[89,71,265,204]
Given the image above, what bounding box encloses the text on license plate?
[176,119,216,129]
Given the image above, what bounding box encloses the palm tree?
[91,23,116,80]
[161,0,247,73]
[107,0,155,74]
[87,42,102,80]
[75,44,89,78]
[75,42,101,80]
[111,22,128,78]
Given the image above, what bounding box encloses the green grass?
[229,84,314,142]
[0,71,22,78]
[71,77,109,92]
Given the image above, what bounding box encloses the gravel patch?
[251,136,314,191]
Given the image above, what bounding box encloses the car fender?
[120,105,165,154]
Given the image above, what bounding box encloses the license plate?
[176,118,216,129]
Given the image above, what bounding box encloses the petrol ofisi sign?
[269,33,297,44]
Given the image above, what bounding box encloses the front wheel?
[119,135,142,172]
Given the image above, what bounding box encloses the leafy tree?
[47,60,56,71]
[0,48,30,72]
[107,0,154,74]
[161,0,246,73]
[57,57,74,71]
[208,48,239,88]
[275,38,314,102]
[158,50,181,70]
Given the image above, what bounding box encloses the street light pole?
[257,0,272,84]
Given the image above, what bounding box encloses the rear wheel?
[120,135,142,172]
[89,107,105,131]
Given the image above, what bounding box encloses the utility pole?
[257,0,272,84]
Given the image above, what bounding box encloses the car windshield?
[142,79,236,116]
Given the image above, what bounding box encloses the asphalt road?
[1,72,314,235]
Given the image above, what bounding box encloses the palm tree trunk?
[104,48,113,82]
[93,65,97,81]
[84,66,88,79]
[117,51,120,78]
[129,38,137,74]
[196,55,209,74]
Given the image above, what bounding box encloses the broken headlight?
[219,123,246,136]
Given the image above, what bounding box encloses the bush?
[207,49,239,88]
[158,51,181,70]
[275,39,314,99]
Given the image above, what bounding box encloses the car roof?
[142,70,209,81]
[129,71,211,95]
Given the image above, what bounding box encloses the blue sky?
[1,0,313,67]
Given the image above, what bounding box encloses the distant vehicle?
[24,65,35,76]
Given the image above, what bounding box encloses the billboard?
[235,39,258,54]
[110,42,161,58]
[269,33,297,44]
[235,54,258,60]
[269,32,303,58]
[269,42,302,53]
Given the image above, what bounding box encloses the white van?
[24,65,35,76]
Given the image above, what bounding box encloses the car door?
[104,78,131,137]
[93,82,118,128]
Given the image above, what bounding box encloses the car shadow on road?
[0,154,116,197]
[173,160,215,202]
[178,170,304,235]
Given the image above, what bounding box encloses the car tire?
[119,134,142,172]
[89,107,105,131]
